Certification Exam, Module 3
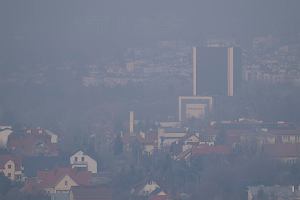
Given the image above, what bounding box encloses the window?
[81,157,85,162]
[75,157,78,162]
[7,173,11,177]
[7,164,12,169]
[64,180,68,186]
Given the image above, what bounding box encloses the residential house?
[158,126,187,149]
[268,129,300,144]
[70,186,112,200]
[182,134,200,152]
[25,128,58,144]
[23,167,92,200]
[70,150,98,173]
[7,128,59,156]
[0,155,23,181]
[198,132,216,146]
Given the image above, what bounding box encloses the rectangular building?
[179,96,213,121]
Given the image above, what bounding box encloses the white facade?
[45,130,58,143]
[0,129,13,148]
[158,127,187,149]
[0,159,23,181]
[70,151,97,173]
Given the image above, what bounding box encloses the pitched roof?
[70,150,97,161]
[0,155,22,170]
[71,186,112,200]
[7,133,59,156]
[36,167,92,189]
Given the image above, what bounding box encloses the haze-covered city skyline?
[1,1,300,200]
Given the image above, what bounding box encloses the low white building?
[45,129,58,143]
[158,127,187,149]
[70,150,98,173]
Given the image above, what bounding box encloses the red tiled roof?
[191,145,231,156]
[0,155,22,171]
[263,144,300,158]
[7,133,58,156]
[36,167,92,189]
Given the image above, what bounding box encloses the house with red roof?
[7,128,59,156]
[23,167,92,198]
[70,150,98,173]
[0,154,23,181]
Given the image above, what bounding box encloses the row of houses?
[123,120,300,164]
[0,150,107,200]
[0,126,59,156]
[0,126,111,200]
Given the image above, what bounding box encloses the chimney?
[129,111,135,136]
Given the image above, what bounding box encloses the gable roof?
[7,133,59,156]
[36,167,92,189]
[0,155,22,170]
[70,150,97,161]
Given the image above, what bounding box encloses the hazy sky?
[1,0,299,64]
